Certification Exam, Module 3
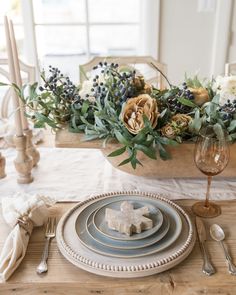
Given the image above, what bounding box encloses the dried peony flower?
[161,124,177,139]
[121,94,159,134]
[171,114,192,129]
[188,87,209,106]
[213,75,236,106]
[133,76,145,91]
[161,114,192,139]
[143,83,152,94]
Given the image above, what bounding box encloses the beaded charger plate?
[56,191,196,278]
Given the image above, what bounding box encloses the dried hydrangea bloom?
[121,94,159,134]
[213,75,236,106]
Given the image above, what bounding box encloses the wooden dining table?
[1,199,236,295]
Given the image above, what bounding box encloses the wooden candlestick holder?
[0,152,6,179]
[24,129,40,167]
[14,135,33,184]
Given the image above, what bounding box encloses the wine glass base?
[192,201,221,218]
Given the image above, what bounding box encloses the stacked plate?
[57,191,196,278]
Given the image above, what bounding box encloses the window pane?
[33,0,86,23]
[0,0,23,24]
[36,25,87,81]
[36,25,87,56]
[90,25,140,55]
[0,25,24,57]
[88,0,140,23]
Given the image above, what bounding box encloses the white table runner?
[0,147,236,202]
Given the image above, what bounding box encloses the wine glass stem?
[205,176,212,208]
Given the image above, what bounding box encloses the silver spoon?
[210,224,236,275]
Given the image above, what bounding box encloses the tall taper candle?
[4,16,23,137]
[9,19,29,131]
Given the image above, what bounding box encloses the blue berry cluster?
[167,83,194,113]
[40,66,79,103]
[92,62,138,107]
[219,99,236,121]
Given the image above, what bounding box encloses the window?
[1,0,160,81]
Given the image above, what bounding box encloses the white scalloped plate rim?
[56,191,196,278]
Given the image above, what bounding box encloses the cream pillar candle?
[4,16,23,137]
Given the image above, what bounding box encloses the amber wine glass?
[192,125,230,218]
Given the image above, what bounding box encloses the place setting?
[56,191,195,277]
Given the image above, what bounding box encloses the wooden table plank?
[1,200,236,295]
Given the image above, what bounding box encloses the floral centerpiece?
[19,62,236,169]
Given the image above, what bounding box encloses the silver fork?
[36,217,56,274]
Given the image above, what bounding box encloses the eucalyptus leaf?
[228,120,236,132]
[81,100,90,115]
[212,94,220,104]
[34,121,45,128]
[107,146,126,157]
[159,108,168,118]
[34,113,58,128]
[114,130,130,146]
[213,123,224,140]
[228,132,236,140]
[143,115,153,130]
[82,134,100,141]
[177,97,197,108]
[134,144,157,159]
[132,128,149,144]
[157,136,178,146]
[118,157,131,167]
[130,157,137,169]
[157,143,171,160]
[189,110,202,133]
[0,82,9,86]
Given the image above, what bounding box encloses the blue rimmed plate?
[74,194,182,258]
[86,209,170,249]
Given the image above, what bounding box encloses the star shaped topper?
[105,201,153,236]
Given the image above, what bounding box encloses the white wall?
[228,0,236,63]
[159,0,216,85]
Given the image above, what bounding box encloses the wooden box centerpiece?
[55,129,236,178]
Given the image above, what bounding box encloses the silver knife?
[195,217,216,276]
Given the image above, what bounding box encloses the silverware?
[210,224,236,275]
[195,217,215,275]
[36,217,56,274]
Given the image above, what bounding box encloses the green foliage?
[4,63,236,170]
[185,74,204,88]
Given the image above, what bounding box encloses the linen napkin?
[0,193,55,282]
